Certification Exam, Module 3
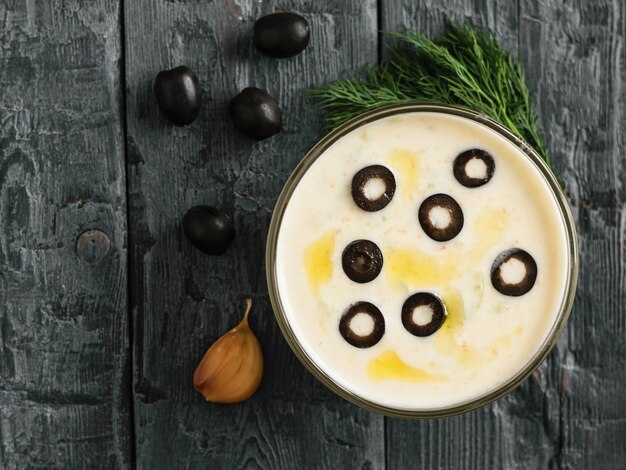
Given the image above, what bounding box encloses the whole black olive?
[183,206,235,256]
[254,12,310,58]
[154,66,202,126]
[229,87,282,141]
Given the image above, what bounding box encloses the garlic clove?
[193,299,263,403]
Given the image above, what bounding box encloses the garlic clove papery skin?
[193,299,263,403]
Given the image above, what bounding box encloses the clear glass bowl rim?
[265,103,579,419]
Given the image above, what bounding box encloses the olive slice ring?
[339,302,385,348]
[491,248,538,296]
[342,239,383,283]
[418,193,464,242]
[453,148,496,188]
[401,292,447,337]
[351,165,396,212]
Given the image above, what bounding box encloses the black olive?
[342,240,383,283]
[229,87,282,141]
[154,66,202,126]
[339,302,385,348]
[254,12,310,58]
[491,248,538,296]
[418,193,464,242]
[351,165,396,212]
[453,149,496,187]
[183,206,235,255]
[401,292,447,337]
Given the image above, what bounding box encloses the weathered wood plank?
[518,1,626,468]
[382,0,626,468]
[0,1,131,469]
[124,1,382,468]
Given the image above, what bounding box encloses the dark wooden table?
[1,1,624,468]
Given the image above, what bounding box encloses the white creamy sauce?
[499,258,527,285]
[362,177,386,200]
[275,112,568,410]
[428,206,452,229]
[350,312,375,336]
[465,157,488,179]
[412,305,434,326]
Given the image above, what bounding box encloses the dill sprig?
[309,23,554,173]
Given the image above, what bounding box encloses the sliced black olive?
[351,165,396,212]
[183,206,235,255]
[154,66,202,126]
[418,193,464,242]
[339,302,385,348]
[342,240,383,283]
[453,149,495,187]
[491,248,538,296]
[229,87,282,141]
[401,292,447,337]
[254,12,310,58]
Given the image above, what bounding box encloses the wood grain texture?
[0,0,623,468]
[383,0,626,469]
[123,1,382,468]
[0,1,131,469]
[518,1,626,469]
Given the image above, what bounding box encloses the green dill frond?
[309,22,554,175]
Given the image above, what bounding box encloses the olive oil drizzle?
[304,230,337,295]
[367,350,446,383]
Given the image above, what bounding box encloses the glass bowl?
[266,103,578,418]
